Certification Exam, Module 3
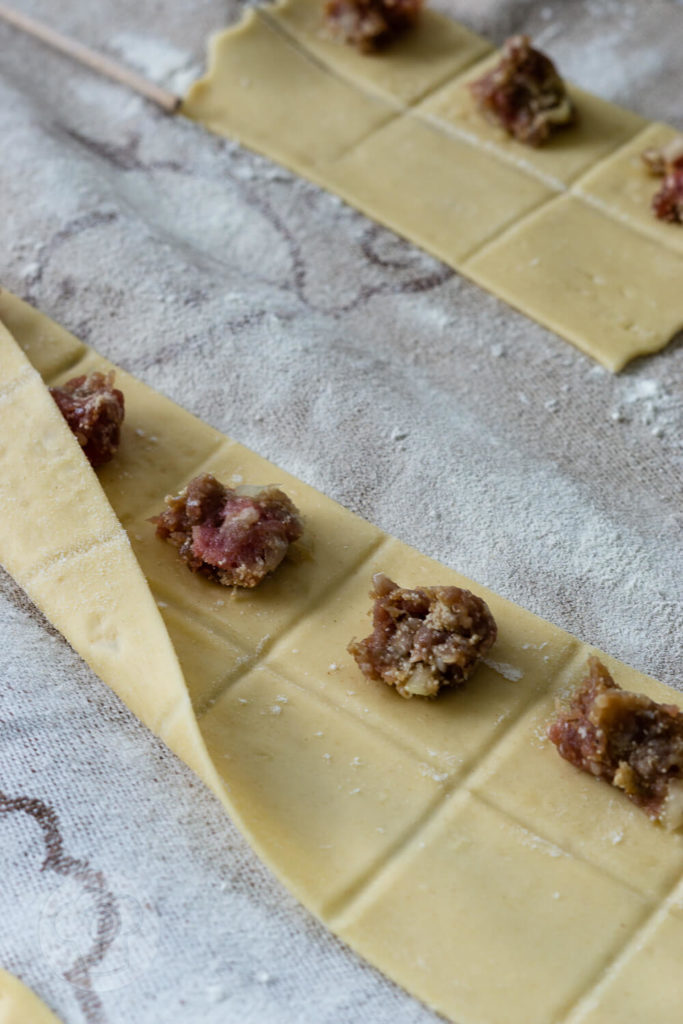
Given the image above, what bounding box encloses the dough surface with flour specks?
[1,288,683,1023]
[182,0,683,370]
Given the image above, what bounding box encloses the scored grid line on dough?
[568,172,683,260]
[472,789,654,904]
[564,916,683,1024]
[3,290,683,1023]
[322,106,404,165]
[467,742,683,902]
[415,108,567,192]
[569,126,683,259]
[559,872,683,1023]
[183,3,683,369]
[21,525,125,586]
[456,188,560,265]
[260,4,493,111]
[567,124,659,196]
[573,183,683,257]
[571,123,683,261]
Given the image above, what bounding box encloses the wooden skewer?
[0,2,181,113]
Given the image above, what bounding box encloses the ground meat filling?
[641,136,683,223]
[348,573,497,698]
[469,34,574,146]
[324,0,423,53]
[50,371,124,468]
[651,170,683,223]
[153,473,303,588]
[548,658,683,828]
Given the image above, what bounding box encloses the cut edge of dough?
[0,318,225,803]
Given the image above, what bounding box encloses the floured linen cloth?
[0,1,681,1022]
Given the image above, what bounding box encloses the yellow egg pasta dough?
[1,288,682,1023]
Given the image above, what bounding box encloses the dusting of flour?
[109,32,202,94]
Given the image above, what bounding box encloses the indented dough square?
[156,603,250,714]
[182,10,396,173]
[0,289,86,380]
[574,122,683,256]
[566,912,683,1024]
[325,114,552,264]
[50,352,226,524]
[336,791,649,1024]
[266,0,491,106]
[265,536,578,777]
[199,664,445,914]
[129,439,382,651]
[465,194,683,371]
[419,52,645,189]
[469,650,683,899]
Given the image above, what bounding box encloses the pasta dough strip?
[2,287,683,1024]
[182,1,683,370]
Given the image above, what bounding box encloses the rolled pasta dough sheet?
[182,2,683,370]
[1,288,682,1024]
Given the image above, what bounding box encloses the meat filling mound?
[548,658,683,829]
[324,0,423,53]
[50,371,124,468]
[469,34,574,146]
[641,136,683,224]
[651,170,683,223]
[153,473,303,588]
[348,573,497,698]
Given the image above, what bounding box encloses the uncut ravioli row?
[2,290,683,1024]
[183,0,683,370]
